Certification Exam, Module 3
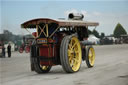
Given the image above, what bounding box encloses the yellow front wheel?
[60,35,82,73]
[85,46,95,68]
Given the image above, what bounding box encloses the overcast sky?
[1,0,128,35]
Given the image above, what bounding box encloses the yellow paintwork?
[68,37,82,71]
[88,47,95,66]
[46,24,49,37]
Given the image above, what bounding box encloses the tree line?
[0,30,22,46]
[88,23,127,39]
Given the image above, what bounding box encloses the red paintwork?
[25,46,30,53]
[39,44,58,66]
[19,47,24,53]
[38,33,64,66]
[40,61,55,66]
[32,32,37,37]
[19,44,31,53]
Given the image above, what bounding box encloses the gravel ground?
[0,44,128,85]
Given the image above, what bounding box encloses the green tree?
[92,29,100,38]
[113,23,127,38]
[88,29,92,35]
[100,32,105,39]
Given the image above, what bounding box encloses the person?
[7,44,11,58]
[2,45,6,58]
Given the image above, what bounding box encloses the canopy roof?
[21,18,99,28]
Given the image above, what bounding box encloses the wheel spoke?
[68,49,74,54]
[68,56,72,62]
[72,42,77,49]
[75,50,79,54]
[68,49,74,60]
[68,44,72,50]
[70,39,73,45]
[74,59,78,64]
[70,60,74,67]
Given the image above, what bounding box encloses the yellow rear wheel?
[60,35,82,73]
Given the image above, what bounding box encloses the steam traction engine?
[19,37,33,53]
[21,13,99,73]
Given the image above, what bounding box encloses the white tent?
[5,41,15,52]
[88,34,100,44]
